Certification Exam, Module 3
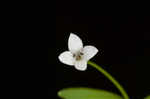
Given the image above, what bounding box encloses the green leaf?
[58,87,123,99]
[144,95,150,99]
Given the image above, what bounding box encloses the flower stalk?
[88,61,129,99]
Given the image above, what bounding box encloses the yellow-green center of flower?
[73,52,84,61]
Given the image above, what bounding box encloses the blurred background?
[50,15,150,99]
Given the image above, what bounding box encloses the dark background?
[50,15,150,99]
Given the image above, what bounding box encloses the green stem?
[88,61,129,99]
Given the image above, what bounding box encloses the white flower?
[58,33,98,71]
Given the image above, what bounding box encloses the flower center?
[73,52,84,61]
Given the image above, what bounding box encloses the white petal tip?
[70,33,75,35]
[68,33,83,53]
[58,51,74,66]
[77,68,87,71]
[83,46,99,60]
[69,33,78,39]
[75,67,87,71]
[95,48,99,53]
[74,60,87,71]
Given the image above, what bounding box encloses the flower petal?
[68,33,83,53]
[83,46,98,60]
[58,51,75,66]
[75,60,87,71]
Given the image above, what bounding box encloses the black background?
[48,2,150,96]
[49,1,150,99]
[51,16,150,99]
